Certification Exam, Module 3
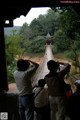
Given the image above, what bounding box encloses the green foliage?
[5,30,23,83]
[53,7,80,69]
[52,46,58,54]
[29,9,59,36]
[71,41,80,53]
[19,23,31,48]
[5,7,80,83]
[7,61,17,83]
[5,31,22,64]
[30,19,42,38]
[64,51,76,60]
[4,26,21,35]
[58,7,80,39]
[27,36,45,53]
[53,29,70,52]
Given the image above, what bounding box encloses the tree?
[27,36,45,53]
[5,30,22,82]
[29,18,42,38]
[19,22,31,48]
[57,7,80,71]
[5,30,21,64]
[53,29,70,53]
[38,9,59,35]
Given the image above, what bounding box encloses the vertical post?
[0,21,8,91]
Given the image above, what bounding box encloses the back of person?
[45,75,67,97]
[44,60,71,120]
[34,85,49,108]
[14,59,39,96]
[14,59,39,120]
[34,79,50,120]
[14,70,33,95]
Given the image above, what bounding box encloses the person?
[67,80,80,120]
[13,59,39,120]
[33,79,50,120]
[44,60,71,120]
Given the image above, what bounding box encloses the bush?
[7,61,16,83]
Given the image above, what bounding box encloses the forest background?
[4,7,80,83]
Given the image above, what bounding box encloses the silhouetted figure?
[33,79,50,120]
[44,60,71,120]
[67,80,80,120]
[13,59,39,120]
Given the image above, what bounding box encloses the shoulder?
[14,70,18,75]
[45,73,54,78]
[45,72,58,78]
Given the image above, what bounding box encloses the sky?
[13,7,50,26]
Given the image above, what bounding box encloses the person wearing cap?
[67,80,80,120]
[44,60,71,120]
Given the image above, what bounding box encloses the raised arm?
[57,61,71,78]
[28,60,39,69]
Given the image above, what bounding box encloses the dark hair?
[17,59,30,71]
[38,79,46,87]
[47,60,59,71]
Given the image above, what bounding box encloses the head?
[47,60,59,72]
[38,79,46,88]
[17,59,30,71]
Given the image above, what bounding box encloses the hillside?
[4,26,21,35]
